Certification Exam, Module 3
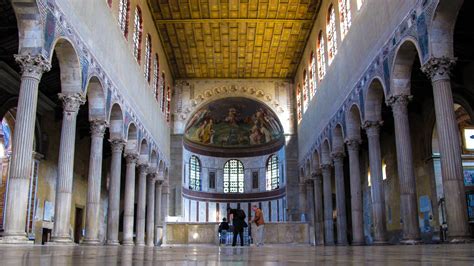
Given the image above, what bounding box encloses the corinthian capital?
[386,94,412,116]
[14,54,51,80]
[362,120,383,137]
[124,153,139,164]
[109,139,126,153]
[59,92,86,113]
[421,56,456,82]
[90,120,108,138]
[345,138,361,151]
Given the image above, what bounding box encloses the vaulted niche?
[183,97,284,157]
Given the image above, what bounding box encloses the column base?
[81,239,102,246]
[122,240,135,246]
[48,237,76,246]
[324,242,335,246]
[106,240,121,246]
[135,242,145,247]
[0,235,34,245]
[351,241,365,246]
[400,239,423,245]
[448,237,472,244]
[372,240,389,246]
[336,242,348,246]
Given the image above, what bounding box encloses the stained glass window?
[302,70,308,112]
[189,155,201,191]
[118,0,129,37]
[144,35,152,82]
[317,32,326,81]
[296,84,302,122]
[152,54,159,100]
[327,5,338,64]
[339,0,352,40]
[266,155,279,191]
[223,159,244,193]
[132,6,142,63]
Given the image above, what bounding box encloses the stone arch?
[364,77,386,122]
[320,139,332,165]
[164,167,169,181]
[109,103,124,140]
[138,139,149,164]
[345,104,363,140]
[125,123,138,153]
[312,149,321,172]
[305,158,311,179]
[149,150,158,172]
[49,37,82,93]
[332,123,345,153]
[85,76,106,121]
[158,160,165,179]
[429,0,464,58]
[10,0,44,54]
[391,39,423,96]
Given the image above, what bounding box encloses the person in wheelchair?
[218,217,230,244]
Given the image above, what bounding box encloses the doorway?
[74,206,84,244]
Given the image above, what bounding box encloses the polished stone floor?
[0,244,473,265]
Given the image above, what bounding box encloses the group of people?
[218,205,265,247]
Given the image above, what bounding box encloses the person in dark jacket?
[229,208,246,246]
[218,218,230,244]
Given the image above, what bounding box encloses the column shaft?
[321,164,334,245]
[364,121,387,244]
[146,176,156,246]
[345,139,364,245]
[333,153,348,245]
[83,120,107,245]
[422,57,470,241]
[155,181,163,245]
[299,182,307,221]
[106,139,125,245]
[387,95,421,242]
[136,164,148,246]
[52,93,85,243]
[2,55,50,243]
[122,153,138,246]
[313,172,325,245]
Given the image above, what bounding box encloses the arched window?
[161,73,166,112]
[266,155,280,191]
[166,86,171,123]
[189,155,201,191]
[223,159,244,193]
[152,54,159,100]
[132,6,143,63]
[357,0,364,10]
[118,0,129,37]
[296,83,302,122]
[339,0,352,40]
[309,51,317,97]
[317,31,326,80]
[327,5,338,64]
[302,70,308,112]
[144,35,152,82]
[107,0,112,8]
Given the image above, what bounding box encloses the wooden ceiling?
[147,0,321,79]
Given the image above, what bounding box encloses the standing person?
[250,205,265,247]
[229,207,246,246]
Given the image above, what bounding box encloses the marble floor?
[0,244,473,265]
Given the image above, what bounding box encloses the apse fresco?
[185,97,283,148]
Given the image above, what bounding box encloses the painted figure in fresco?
[225,107,238,127]
[186,109,210,131]
[249,125,263,145]
[200,119,214,144]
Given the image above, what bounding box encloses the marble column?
[321,164,335,245]
[83,120,108,245]
[332,152,348,245]
[146,174,156,246]
[106,139,126,245]
[345,139,364,245]
[299,182,307,221]
[135,164,148,246]
[154,180,163,245]
[387,94,421,243]
[312,170,325,245]
[52,92,86,243]
[122,153,139,246]
[161,182,170,224]
[421,57,470,241]
[1,54,50,243]
[363,120,387,244]
[306,180,315,225]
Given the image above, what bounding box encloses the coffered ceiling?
[147,0,321,79]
